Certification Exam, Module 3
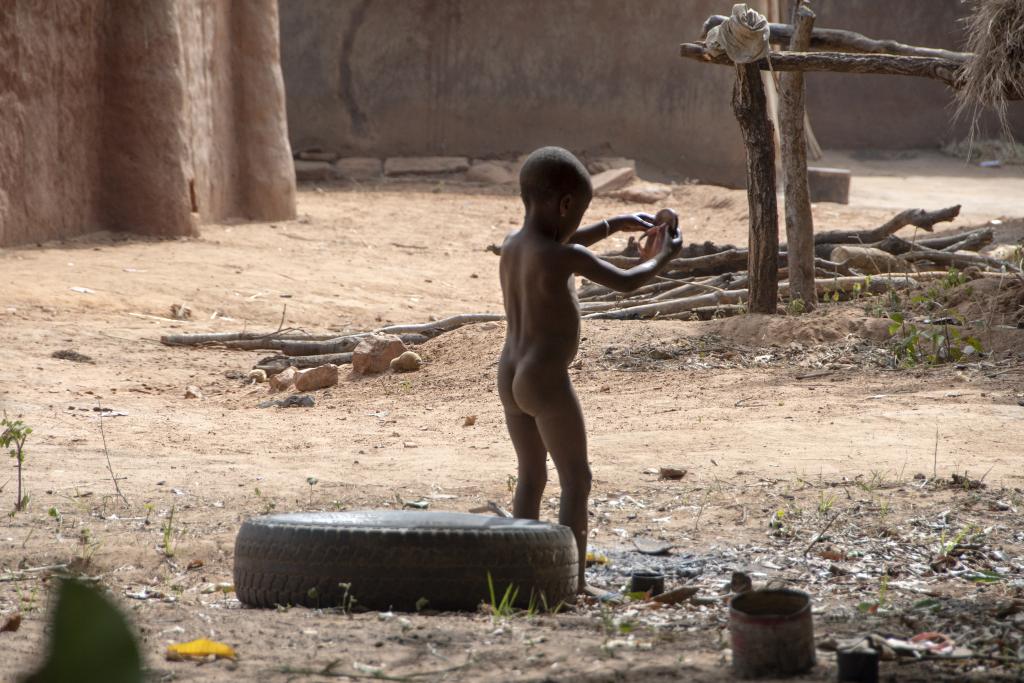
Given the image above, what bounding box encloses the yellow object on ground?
[166,638,237,661]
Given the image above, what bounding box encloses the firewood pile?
[576,205,1021,320]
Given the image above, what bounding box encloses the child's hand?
[639,223,667,260]
[614,213,657,232]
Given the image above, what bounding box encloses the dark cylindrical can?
[837,646,879,683]
[729,589,815,678]
[629,571,665,596]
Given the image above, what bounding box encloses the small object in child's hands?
[639,208,680,260]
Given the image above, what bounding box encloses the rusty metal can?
[729,589,815,678]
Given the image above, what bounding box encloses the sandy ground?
[820,149,1024,219]
[1,172,1023,682]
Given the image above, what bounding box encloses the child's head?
[519,147,592,239]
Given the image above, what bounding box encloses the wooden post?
[779,1,816,311]
[732,63,779,314]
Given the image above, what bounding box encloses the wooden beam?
[701,15,971,63]
[732,62,779,314]
[681,43,963,89]
[778,1,816,311]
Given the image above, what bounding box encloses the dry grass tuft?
[955,0,1024,147]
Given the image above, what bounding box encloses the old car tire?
[233,511,578,611]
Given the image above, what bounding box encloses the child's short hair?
[519,147,593,206]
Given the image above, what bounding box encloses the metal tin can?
[729,589,815,678]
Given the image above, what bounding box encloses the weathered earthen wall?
[805,0,1024,149]
[279,0,766,187]
[0,0,296,248]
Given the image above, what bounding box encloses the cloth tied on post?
[705,3,771,64]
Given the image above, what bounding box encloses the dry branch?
[377,313,503,338]
[813,206,961,245]
[585,276,921,320]
[701,15,971,62]
[680,44,964,89]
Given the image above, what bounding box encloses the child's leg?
[498,351,548,519]
[531,379,591,591]
[504,410,548,519]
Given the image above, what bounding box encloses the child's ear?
[559,194,573,218]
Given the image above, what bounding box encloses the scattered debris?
[169,303,192,320]
[51,350,94,363]
[258,394,315,409]
[1,613,21,633]
[658,467,687,480]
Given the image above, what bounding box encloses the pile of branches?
[160,313,503,374]
[578,205,1021,320]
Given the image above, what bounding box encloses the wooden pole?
[701,15,971,63]
[778,1,816,311]
[732,62,779,314]
[681,45,964,89]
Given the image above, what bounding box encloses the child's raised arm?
[568,213,656,248]
[565,223,682,293]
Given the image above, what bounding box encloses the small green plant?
[78,528,99,564]
[1,414,32,512]
[817,492,836,516]
[161,506,176,557]
[143,503,154,525]
[306,476,318,506]
[506,474,518,494]
[786,298,806,315]
[887,312,983,367]
[48,506,63,531]
[337,582,357,615]
[486,572,519,620]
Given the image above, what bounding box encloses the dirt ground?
[1,176,1024,682]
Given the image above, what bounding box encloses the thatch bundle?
[955,0,1024,144]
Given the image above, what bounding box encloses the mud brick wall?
[279,0,766,188]
[0,0,296,247]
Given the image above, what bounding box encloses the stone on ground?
[808,167,850,204]
[334,157,383,181]
[294,160,334,182]
[384,157,469,176]
[390,351,423,373]
[465,161,516,184]
[294,364,340,391]
[591,167,636,195]
[184,385,203,399]
[352,334,408,374]
[269,366,298,392]
[587,157,635,174]
[610,182,672,203]
[296,149,339,162]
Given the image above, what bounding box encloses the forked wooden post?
[731,62,779,314]
[779,1,816,310]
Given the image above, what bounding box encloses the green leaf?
[966,571,1003,583]
[22,579,143,683]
